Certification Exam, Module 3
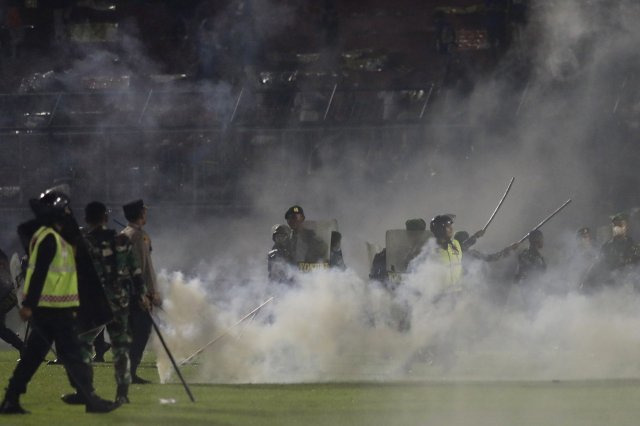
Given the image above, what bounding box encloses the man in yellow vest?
[429,214,463,292]
[0,190,119,414]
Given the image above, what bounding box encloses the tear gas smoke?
[150,0,640,384]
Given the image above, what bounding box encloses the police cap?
[285,205,304,220]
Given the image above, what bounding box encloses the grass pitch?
[1,350,640,425]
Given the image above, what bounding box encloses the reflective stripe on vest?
[24,226,79,308]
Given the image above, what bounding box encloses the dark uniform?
[82,216,145,403]
[268,224,294,283]
[600,236,640,271]
[0,250,23,352]
[329,231,346,270]
[583,214,640,291]
[0,190,118,414]
[515,247,546,283]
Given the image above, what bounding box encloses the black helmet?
[430,214,455,238]
[528,229,543,241]
[272,224,290,236]
[29,189,71,221]
[272,224,290,243]
[39,189,71,212]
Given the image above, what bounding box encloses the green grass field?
[1,349,640,425]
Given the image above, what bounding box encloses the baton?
[515,198,572,244]
[179,297,274,366]
[482,177,515,232]
[113,219,127,228]
[149,313,196,403]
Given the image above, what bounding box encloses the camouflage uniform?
[82,226,145,389]
[600,236,640,271]
[515,247,546,283]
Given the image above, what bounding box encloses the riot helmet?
[430,214,455,239]
[272,224,291,244]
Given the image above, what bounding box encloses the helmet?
[528,229,543,241]
[39,190,71,212]
[29,189,71,221]
[430,214,455,238]
[272,224,290,236]
[272,224,291,243]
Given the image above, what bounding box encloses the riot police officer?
[515,229,546,283]
[0,190,119,414]
[430,214,463,289]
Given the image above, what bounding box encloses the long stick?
[179,297,274,366]
[515,198,572,244]
[149,313,196,403]
[482,177,515,232]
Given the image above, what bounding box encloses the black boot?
[61,392,85,405]
[93,343,111,363]
[85,393,121,414]
[115,384,129,404]
[0,390,28,414]
[132,375,151,384]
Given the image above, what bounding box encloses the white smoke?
[148,0,640,384]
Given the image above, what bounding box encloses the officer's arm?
[22,235,56,308]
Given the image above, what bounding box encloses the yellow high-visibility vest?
[437,239,463,288]
[24,226,79,308]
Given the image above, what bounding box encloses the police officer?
[599,213,640,271]
[284,205,329,265]
[515,229,546,283]
[0,249,23,353]
[0,190,119,414]
[268,224,294,283]
[430,215,463,289]
[121,200,159,384]
[62,202,147,405]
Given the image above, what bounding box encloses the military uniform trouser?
[0,313,23,351]
[6,308,94,400]
[79,310,132,387]
[128,300,151,377]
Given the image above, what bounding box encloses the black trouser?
[128,300,151,377]
[0,313,23,351]
[6,308,94,400]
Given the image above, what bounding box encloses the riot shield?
[385,229,432,276]
[293,219,337,271]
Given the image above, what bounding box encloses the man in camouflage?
[63,201,147,405]
[515,229,546,283]
[599,213,640,271]
[582,213,640,291]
